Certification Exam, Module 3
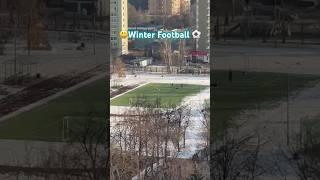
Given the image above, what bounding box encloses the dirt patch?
[110,85,138,98]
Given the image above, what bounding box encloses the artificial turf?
[0,78,107,142]
[110,83,208,108]
[211,70,320,138]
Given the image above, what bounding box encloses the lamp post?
[93,2,97,55]
[275,61,300,146]
[13,9,17,82]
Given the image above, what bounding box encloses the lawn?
[111,83,208,108]
[0,78,107,142]
[211,70,320,138]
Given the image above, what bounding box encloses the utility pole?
[93,2,96,55]
[28,6,32,56]
[232,0,235,20]
[286,71,290,146]
[276,61,292,146]
[14,11,17,80]
[301,23,304,45]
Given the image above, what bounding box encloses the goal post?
[62,116,106,141]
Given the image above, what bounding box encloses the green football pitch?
[111,83,208,107]
[0,78,107,142]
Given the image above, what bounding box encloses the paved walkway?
[214,43,320,75]
[110,74,210,159]
[0,139,66,166]
[213,43,320,178]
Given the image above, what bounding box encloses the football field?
[111,83,208,107]
[0,78,107,141]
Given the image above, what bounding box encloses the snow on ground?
[232,80,320,176]
[1,41,107,79]
[214,43,320,150]
[213,43,320,178]
[214,44,320,75]
[237,82,320,149]
[111,74,209,87]
[110,74,210,158]
[0,40,107,166]
[110,82,149,100]
[176,88,209,158]
[0,139,66,166]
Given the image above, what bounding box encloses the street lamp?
[274,61,300,146]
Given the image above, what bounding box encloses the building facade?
[196,0,210,61]
[96,0,108,17]
[170,0,180,15]
[0,0,108,29]
[180,0,191,15]
[110,0,128,56]
[0,0,10,26]
[46,0,107,17]
[148,0,165,16]
[44,0,108,30]
[148,0,190,16]
[0,0,8,10]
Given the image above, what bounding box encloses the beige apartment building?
[149,0,190,16]
[196,0,210,60]
[180,0,191,15]
[110,0,128,56]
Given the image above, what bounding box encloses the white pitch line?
[0,73,106,123]
[110,82,149,100]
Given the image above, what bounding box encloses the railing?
[0,60,39,83]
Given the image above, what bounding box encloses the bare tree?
[160,40,173,73]
[284,116,320,180]
[114,58,126,78]
[11,0,49,50]
[111,96,194,179]
[201,100,210,147]
[210,133,264,180]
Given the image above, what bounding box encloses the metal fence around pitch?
[0,60,39,82]
[126,65,210,75]
[62,116,106,142]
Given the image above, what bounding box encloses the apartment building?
[110,0,128,56]
[170,0,180,15]
[148,0,190,16]
[196,0,210,60]
[180,0,191,15]
[44,0,108,29]
[0,0,10,26]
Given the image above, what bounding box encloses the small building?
[190,51,209,63]
[132,57,153,67]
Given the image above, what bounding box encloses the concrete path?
[214,43,320,178]
[0,139,66,166]
[214,43,320,75]
[110,74,210,160]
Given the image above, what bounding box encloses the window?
[80,3,94,15]
[64,2,77,13]
[111,17,117,22]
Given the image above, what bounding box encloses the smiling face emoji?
[119,31,128,39]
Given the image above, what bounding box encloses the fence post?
[301,23,304,45]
